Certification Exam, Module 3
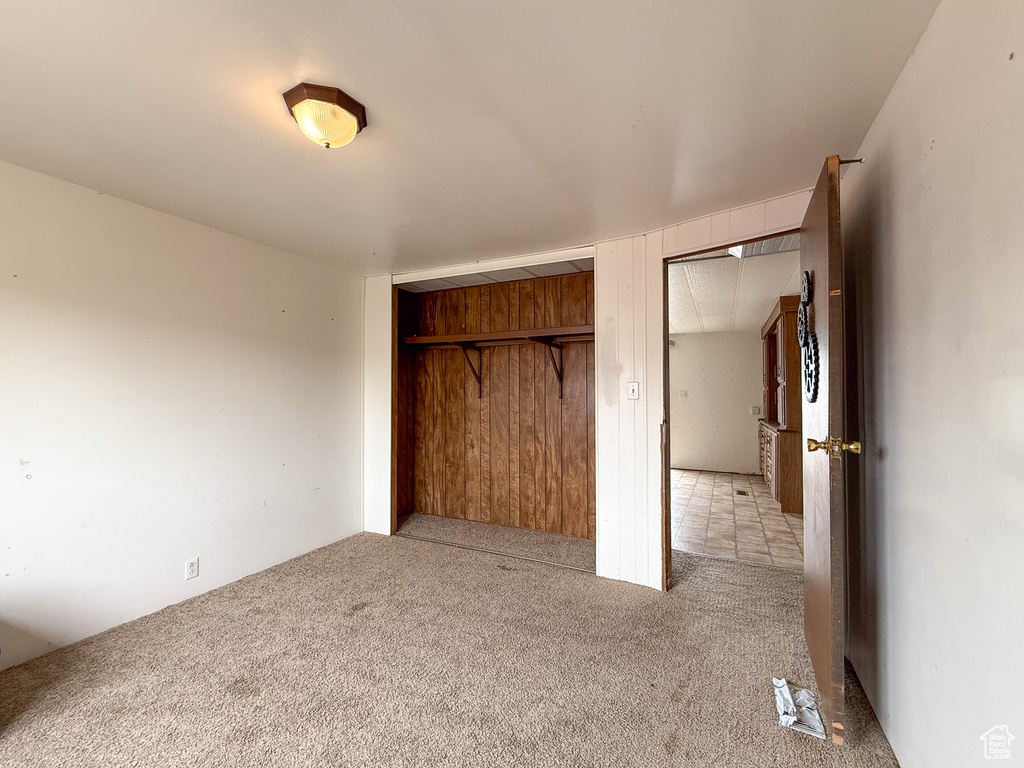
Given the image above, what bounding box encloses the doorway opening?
[664,232,805,572]
[391,257,597,572]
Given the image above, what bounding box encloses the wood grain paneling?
[465,287,482,522]
[428,349,445,515]
[480,287,491,524]
[533,281,547,532]
[399,273,595,539]
[412,352,428,514]
[444,349,466,520]
[561,343,588,537]
[509,345,520,528]
[519,280,537,531]
[544,337,562,533]
[393,288,418,529]
[490,342,510,527]
[561,273,587,326]
[520,338,536,530]
[586,341,596,537]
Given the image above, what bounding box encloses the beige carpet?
[397,513,597,571]
[0,533,896,767]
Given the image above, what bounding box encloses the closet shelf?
[401,324,594,400]
[401,324,594,349]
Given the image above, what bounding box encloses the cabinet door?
[762,338,771,420]
[764,332,779,423]
[776,318,788,429]
[759,424,767,477]
[779,306,803,431]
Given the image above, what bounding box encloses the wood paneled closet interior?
[392,272,596,539]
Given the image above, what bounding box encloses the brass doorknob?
[808,437,862,455]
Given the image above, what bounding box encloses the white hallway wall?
[841,1,1024,765]
[668,331,763,474]
[0,161,363,670]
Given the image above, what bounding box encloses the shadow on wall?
[3,261,347,369]
[1,619,50,665]
[0,611,96,676]
[0,620,67,730]
[842,151,892,707]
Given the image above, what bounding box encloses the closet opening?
[391,258,597,572]
[664,232,805,574]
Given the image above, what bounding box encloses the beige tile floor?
[671,469,803,570]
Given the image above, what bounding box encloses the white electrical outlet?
[185,557,199,580]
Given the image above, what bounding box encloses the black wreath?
[803,333,819,403]
[801,270,813,305]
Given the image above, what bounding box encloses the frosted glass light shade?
[292,99,358,148]
[282,83,367,149]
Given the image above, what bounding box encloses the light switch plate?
[627,381,640,400]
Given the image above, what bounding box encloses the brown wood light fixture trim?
[282,83,367,147]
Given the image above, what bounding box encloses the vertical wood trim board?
[396,274,595,539]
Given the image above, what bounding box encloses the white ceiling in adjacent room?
[668,251,801,334]
[0,1,940,271]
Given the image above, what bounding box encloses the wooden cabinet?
[762,332,778,423]
[763,296,802,431]
[759,421,778,498]
[759,296,803,516]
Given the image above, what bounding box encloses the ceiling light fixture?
[283,83,367,149]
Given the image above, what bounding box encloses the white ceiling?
[668,251,801,334]
[0,1,939,272]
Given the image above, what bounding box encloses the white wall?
[593,191,809,589]
[668,332,762,474]
[0,161,363,671]
[841,1,1024,765]
[362,274,392,535]
[594,235,660,588]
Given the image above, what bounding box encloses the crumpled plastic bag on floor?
[772,677,826,740]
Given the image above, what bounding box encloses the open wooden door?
[661,419,671,590]
[800,155,860,745]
